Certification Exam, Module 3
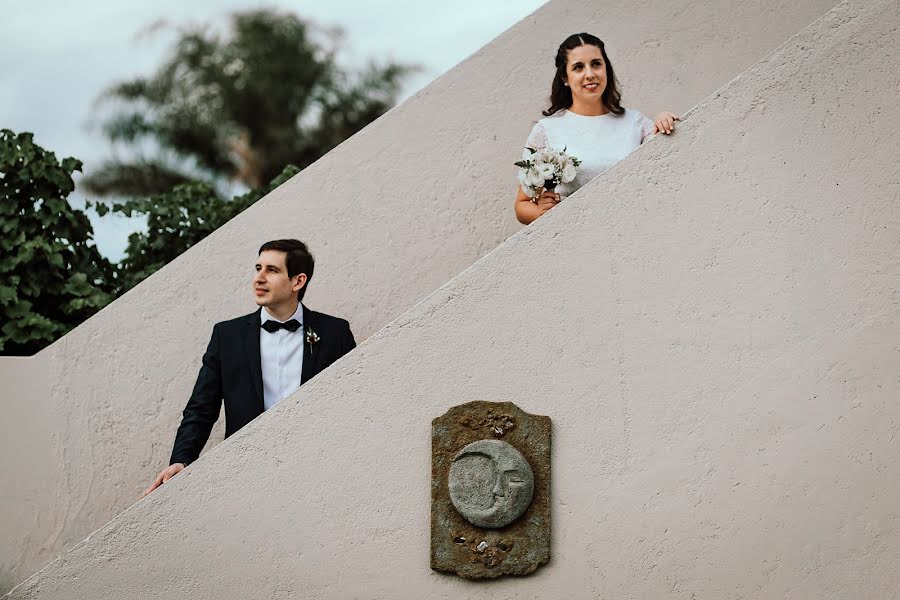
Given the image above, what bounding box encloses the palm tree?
[83,9,416,199]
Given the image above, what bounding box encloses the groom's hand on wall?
[142,463,186,497]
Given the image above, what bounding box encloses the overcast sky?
[1,0,546,260]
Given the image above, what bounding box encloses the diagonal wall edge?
[6,0,898,596]
[0,0,844,592]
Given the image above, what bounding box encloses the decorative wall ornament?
[431,401,551,579]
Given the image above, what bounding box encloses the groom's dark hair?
[258,239,315,301]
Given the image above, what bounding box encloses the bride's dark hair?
[543,33,624,117]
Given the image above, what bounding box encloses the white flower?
[525,169,544,188]
[515,146,581,196]
[538,162,555,181]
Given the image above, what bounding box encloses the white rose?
[562,163,577,183]
[526,169,544,188]
[517,168,529,187]
[538,162,554,181]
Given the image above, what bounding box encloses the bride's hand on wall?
[653,111,680,135]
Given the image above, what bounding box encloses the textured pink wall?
[0,0,845,592]
[8,0,899,596]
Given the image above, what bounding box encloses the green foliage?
[83,8,416,199]
[1,10,410,354]
[0,130,115,355]
[96,165,300,294]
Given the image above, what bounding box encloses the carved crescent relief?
[448,439,535,529]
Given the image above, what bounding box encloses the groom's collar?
[245,304,314,331]
[260,304,303,326]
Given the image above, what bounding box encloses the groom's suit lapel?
[301,304,316,384]
[243,309,265,411]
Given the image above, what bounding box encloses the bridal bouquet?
[515,147,581,201]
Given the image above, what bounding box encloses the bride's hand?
[536,190,561,212]
[653,111,679,135]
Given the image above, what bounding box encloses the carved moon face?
[448,439,534,528]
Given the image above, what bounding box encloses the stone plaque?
[431,401,550,579]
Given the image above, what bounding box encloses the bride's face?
[563,44,607,107]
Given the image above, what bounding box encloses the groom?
[143,239,356,496]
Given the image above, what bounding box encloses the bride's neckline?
[563,108,613,118]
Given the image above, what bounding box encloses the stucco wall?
[0,0,844,591]
[0,359,55,594]
[7,0,897,596]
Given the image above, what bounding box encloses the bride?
[515,33,679,224]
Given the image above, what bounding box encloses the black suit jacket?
[170,305,355,465]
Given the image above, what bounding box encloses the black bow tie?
[261,319,301,333]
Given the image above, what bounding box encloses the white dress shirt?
[259,305,304,411]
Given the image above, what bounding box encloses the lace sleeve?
[523,122,548,158]
[639,112,656,144]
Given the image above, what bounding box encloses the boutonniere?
[305,327,320,353]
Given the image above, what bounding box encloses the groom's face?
[253,250,305,309]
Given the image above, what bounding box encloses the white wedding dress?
[522,108,655,198]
